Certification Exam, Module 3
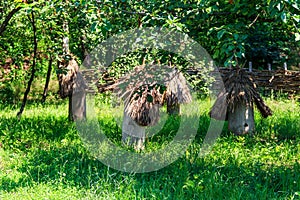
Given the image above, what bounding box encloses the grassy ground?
[0,96,299,199]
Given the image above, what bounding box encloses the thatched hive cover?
[57,56,87,98]
[210,68,272,121]
[114,64,192,126]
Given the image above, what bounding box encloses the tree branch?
[248,13,260,27]
[41,55,53,103]
[0,7,22,36]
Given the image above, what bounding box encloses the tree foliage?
[1,0,299,66]
[0,0,299,104]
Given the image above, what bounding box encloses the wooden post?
[268,63,272,71]
[60,20,86,121]
[122,112,145,151]
[249,61,252,72]
[71,71,87,121]
[284,62,287,70]
[228,102,255,135]
[71,89,86,121]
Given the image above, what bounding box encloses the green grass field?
[0,96,299,199]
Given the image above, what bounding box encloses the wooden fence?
[216,68,300,94]
[81,66,300,95]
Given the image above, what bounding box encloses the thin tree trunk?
[41,55,53,103]
[62,20,73,120]
[17,11,37,119]
[0,7,22,36]
[62,21,70,55]
[68,95,73,121]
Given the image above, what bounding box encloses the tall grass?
[0,96,299,199]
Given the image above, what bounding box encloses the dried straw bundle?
[210,68,272,120]
[57,56,86,98]
[125,84,164,126]
[114,64,192,126]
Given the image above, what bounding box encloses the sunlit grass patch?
[0,97,299,199]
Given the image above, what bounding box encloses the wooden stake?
[268,63,271,71]
[249,61,252,72]
[284,62,287,70]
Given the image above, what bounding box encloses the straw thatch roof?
[210,68,272,120]
[57,56,86,98]
[114,64,192,126]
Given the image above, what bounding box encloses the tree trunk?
[17,11,37,119]
[68,95,73,121]
[122,112,145,151]
[0,7,22,36]
[41,55,52,103]
[228,102,255,135]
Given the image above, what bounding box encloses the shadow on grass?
[0,97,67,111]
[1,146,108,191]
[0,108,299,198]
[1,145,299,199]
[0,114,74,151]
[185,159,300,199]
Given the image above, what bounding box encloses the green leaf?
[277,3,284,11]
[213,49,219,59]
[217,29,226,40]
[90,22,97,32]
[281,12,287,23]
[159,85,166,94]
[207,27,215,36]
[291,3,299,10]
[292,15,300,23]
[295,33,300,41]
[205,7,212,14]
[227,45,235,52]
[233,33,239,41]
[234,51,243,58]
